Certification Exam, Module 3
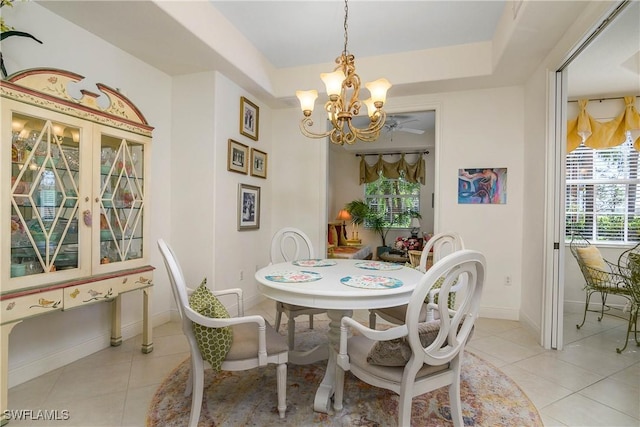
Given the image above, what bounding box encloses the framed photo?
[240,96,259,141]
[238,184,260,230]
[250,148,268,179]
[227,139,249,174]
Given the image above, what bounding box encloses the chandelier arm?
[300,117,333,139]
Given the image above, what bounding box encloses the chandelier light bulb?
[321,69,346,100]
[362,98,376,118]
[296,90,318,116]
[365,78,391,107]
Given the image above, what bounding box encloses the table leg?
[141,287,153,354]
[1,321,21,426]
[110,295,122,346]
[313,309,352,413]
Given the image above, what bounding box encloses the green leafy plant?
[1,0,43,78]
[344,199,420,247]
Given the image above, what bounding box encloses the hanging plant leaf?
[0,30,43,78]
[0,30,42,43]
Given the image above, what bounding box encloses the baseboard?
[8,311,171,388]
[518,310,541,339]
[564,299,628,314]
[479,305,519,320]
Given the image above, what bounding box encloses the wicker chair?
[615,242,640,353]
[569,233,632,330]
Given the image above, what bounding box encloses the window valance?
[359,154,425,185]
[567,96,640,152]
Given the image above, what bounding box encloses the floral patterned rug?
[147,321,542,426]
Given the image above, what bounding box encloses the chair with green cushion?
[615,242,640,353]
[158,239,288,427]
[569,233,632,330]
[369,231,465,328]
[335,249,485,427]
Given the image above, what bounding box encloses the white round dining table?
[255,258,424,413]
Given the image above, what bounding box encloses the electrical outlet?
[505,275,512,286]
[240,270,244,280]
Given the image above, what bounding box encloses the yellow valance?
[567,96,640,152]
[359,154,425,184]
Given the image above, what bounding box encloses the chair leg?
[276,362,287,418]
[275,302,283,332]
[288,316,296,350]
[397,389,413,427]
[598,292,608,321]
[576,290,593,329]
[188,363,204,427]
[309,314,314,329]
[617,305,639,353]
[334,363,345,411]
[369,310,377,329]
[449,377,463,427]
[448,357,464,427]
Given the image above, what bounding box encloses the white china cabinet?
[0,69,154,424]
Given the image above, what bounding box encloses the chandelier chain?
[343,0,349,57]
[296,0,390,144]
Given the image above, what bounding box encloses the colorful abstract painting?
[458,168,507,204]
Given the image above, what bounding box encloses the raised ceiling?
[36,1,639,112]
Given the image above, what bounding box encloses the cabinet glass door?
[99,135,145,265]
[10,113,81,277]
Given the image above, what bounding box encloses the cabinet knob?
[95,197,99,203]
[85,197,90,202]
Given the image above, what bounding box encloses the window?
[565,132,640,243]
[364,173,420,228]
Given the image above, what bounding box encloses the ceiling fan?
[383,117,425,135]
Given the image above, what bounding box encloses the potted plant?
[344,199,420,248]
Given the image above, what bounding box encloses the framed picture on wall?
[238,184,261,230]
[250,148,268,179]
[458,167,507,204]
[227,139,249,174]
[240,96,259,141]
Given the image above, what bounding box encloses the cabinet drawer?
[64,271,153,309]
[1,289,63,324]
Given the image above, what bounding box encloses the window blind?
[566,132,640,242]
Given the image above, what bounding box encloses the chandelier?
[295,0,391,145]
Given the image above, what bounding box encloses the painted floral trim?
[29,298,61,309]
[82,288,113,303]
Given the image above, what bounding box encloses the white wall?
[3,3,173,386]
[270,108,328,252]
[435,87,524,319]
[213,72,273,307]
[305,88,526,320]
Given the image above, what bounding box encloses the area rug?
[147,321,542,426]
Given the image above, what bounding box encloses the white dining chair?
[369,231,465,328]
[335,249,485,427]
[158,239,288,426]
[270,227,327,349]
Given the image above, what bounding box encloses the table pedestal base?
[313,309,352,413]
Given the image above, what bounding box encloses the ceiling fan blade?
[398,127,425,134]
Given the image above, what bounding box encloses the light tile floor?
[7,300,640,426]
